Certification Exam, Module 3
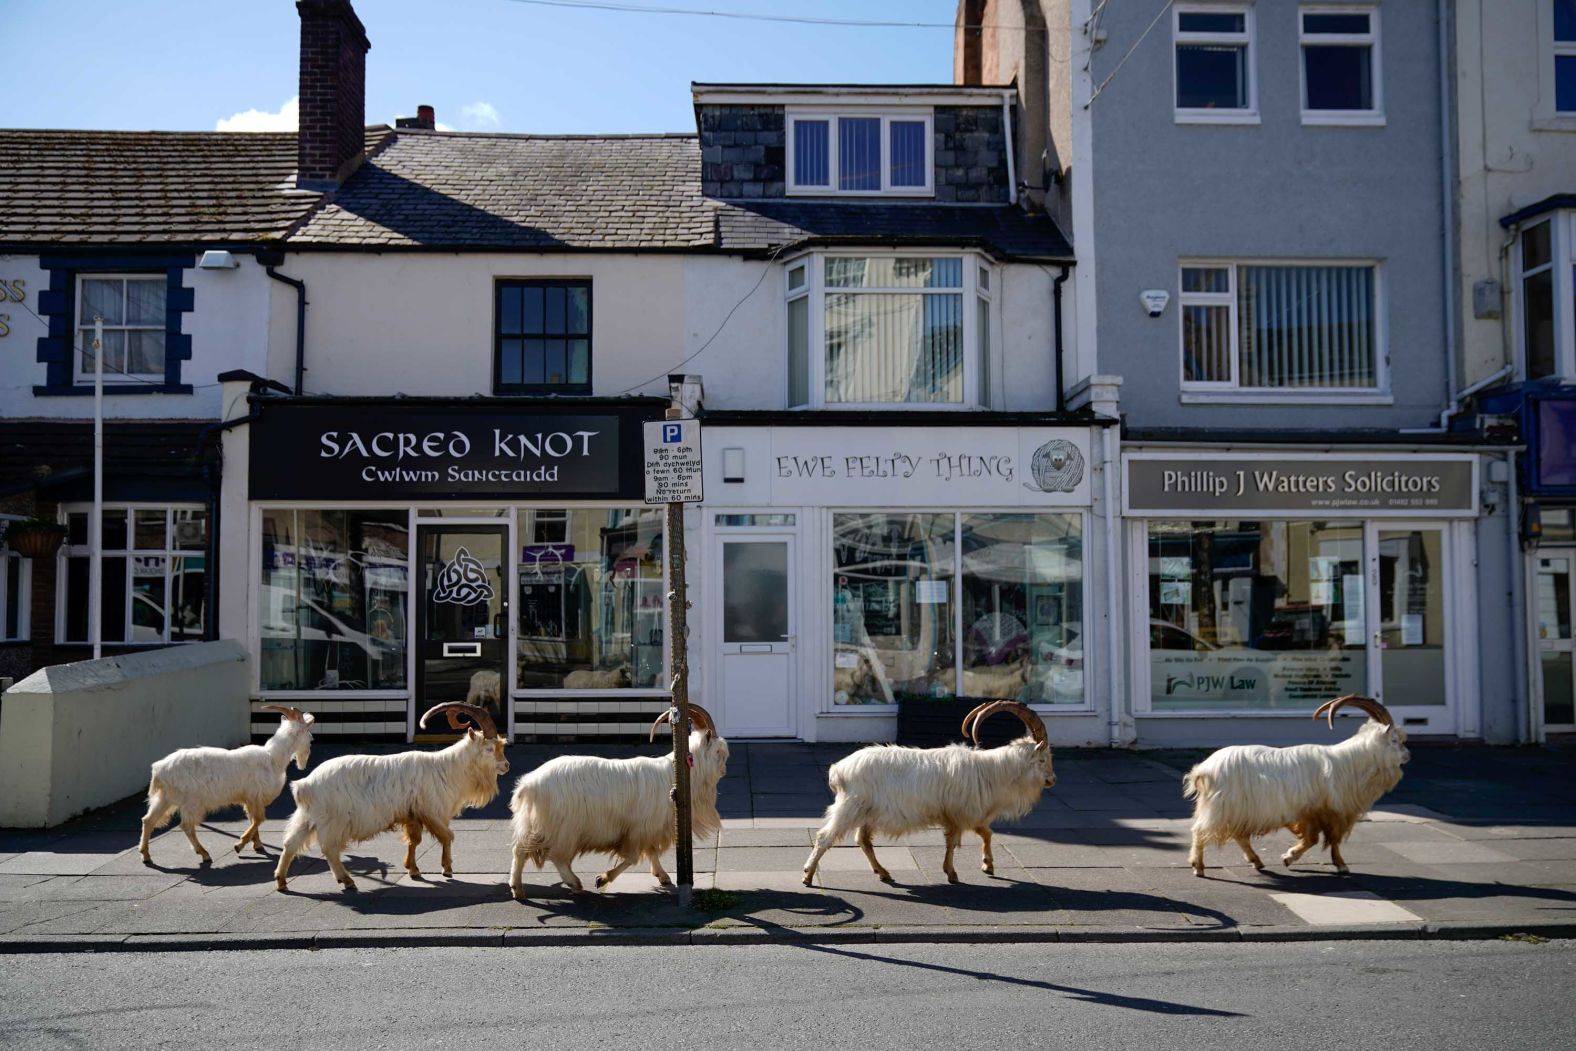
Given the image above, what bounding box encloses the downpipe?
[1102,425,1124,747]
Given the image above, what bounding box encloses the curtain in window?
[1238,265,1374,388]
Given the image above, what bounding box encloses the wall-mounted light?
[197,250,240,270]
[722,447,745,483]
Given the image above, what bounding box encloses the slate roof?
[0,127,390,246]
[289,131,1074,261]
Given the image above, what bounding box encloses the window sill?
[35,384,193,397]
[1179,390,1393,406]
[1138,709,1370,718]
[785,188,936,198]
[793,402,992,412]
[1530,115,1576,133]
[1174,111,1261,126]
[1301,112,1386,127]
[493,385,594,397]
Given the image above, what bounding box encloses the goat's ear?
[467,727,482,740]
[705,730,716,743]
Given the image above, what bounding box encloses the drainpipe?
[1053,264,1071,412]
[261,258,308,396]
[1437,0,1458,417]
[1001,90,1018,206]
[1507,449,1532,742]
[1102,425,1124,747]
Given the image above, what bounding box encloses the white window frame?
[1177,258,1391,403]
[1538,0,1576,127]
[785,250,994,410]
[55,503,208,646]
[1512,213,1576,381]
[73,274,167,385]
[1173,4,1259,125]
[785,108,935,197]
[0,516,32,644]
[1299,5,1385,126]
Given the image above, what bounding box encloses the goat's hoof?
[275,880,288,892]
[442,868,453,878]
[1281,855,1296,867]
[944,873,959,885]
[198,856,213,868]
[1250,860,1265,871]
[1191,867,1205,878]
[340,881,359,893]
[656,877,673,887]
[981,863,994,875]
[594,874,610,889]
[510,886,525,901]
[1334,865,1349,875]
[139,853,152,866]
[233,841,246,853]
[408,869,424,881]
[801,873,814,887]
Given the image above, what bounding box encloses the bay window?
[59,505,207,645]
[1179,261,1382,394]
[787,110,932,196]
[831,511,1085,706]
[787,254,994,408]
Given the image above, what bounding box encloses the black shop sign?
[249,403,652,500]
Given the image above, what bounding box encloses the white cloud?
[216,96,298,132]
[459,101,501,130]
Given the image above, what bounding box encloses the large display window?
[831,511,1085,706]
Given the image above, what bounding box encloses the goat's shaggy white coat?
[1183,718,1409,875]
[561,666,632,690]
[802,736,1055,885]
[274,730,509,892]
[139,712,314,865]
[466,669,501,708]
[509,729,728,897]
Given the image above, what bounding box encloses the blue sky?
[1,0,962,134]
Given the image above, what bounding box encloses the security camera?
[1140,289,1170,318]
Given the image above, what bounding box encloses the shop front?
[1123,450,1483,743]
[229,397,670,741]
[697,419,1113,744]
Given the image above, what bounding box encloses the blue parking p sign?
[662,423,683,443]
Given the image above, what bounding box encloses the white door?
[716,535,795,737]
[1536,553,1576,734]
[1366,523,1455,735]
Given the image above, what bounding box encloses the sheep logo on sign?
[432,547,494,606]
[1024,439,1084,493]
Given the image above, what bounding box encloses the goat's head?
[1314,694,1410,765]
[963,700,1055,788]
[421,702,511,776]
[261,705,317,770]
[650,703,730,782]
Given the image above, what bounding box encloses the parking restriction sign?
[643,418,703,504]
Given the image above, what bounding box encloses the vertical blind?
[1238,265,1374,388]
[793,119,830,186]
[839,117,881,191]
[824,258,963,403]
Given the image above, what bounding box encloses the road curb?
[3,919,1574,953]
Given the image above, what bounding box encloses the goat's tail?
[510,783,550,868]
[1182,769,1211,802]
[281,782,319,852]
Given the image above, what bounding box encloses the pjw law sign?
[1123,453,1478,517]
[249,402,658,500]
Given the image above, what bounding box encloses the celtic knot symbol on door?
[432,547,495,606]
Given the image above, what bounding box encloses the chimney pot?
[418,104,435,127]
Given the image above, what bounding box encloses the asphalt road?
[0,939,1568,1050]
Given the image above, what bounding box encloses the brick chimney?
[296,0,370,190]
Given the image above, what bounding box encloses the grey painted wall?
[1089,0,1449,432]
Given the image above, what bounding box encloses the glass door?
[716,535,795,737]
[1537,554,1576,732]
[1369,524,1453,734]
[415,525,508,739]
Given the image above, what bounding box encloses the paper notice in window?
[1342,574,1364,628]
[1402,614,1423,646]
[916,580,949,604]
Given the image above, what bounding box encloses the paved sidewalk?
[3,743,1575,950]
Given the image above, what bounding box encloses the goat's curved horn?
[259,704,302,721]
[420,702,499,738]
[649,703,717,743]
[969,700,1048,750]
[959,701,996,741]
[1312,694,1393,729]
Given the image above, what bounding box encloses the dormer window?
[787,110,933,196]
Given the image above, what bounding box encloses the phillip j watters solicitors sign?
[1124,453,1478,517]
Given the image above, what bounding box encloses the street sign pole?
[646,407,704,907]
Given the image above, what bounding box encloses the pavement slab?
[3,742,1576,948]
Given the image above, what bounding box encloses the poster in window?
[1160,580,1191,606]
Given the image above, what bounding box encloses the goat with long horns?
[1183,694,1410,876]
[803,699,1056,886]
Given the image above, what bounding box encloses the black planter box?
[894,695,1022,748]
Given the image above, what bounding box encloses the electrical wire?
[499,0,1065,31]
[1085,0,1174,108]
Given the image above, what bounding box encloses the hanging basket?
[2,521,67,559]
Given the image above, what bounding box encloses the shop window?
[516,507,664,690]
[1300,7,1382,123]
[832,511,1084,706]
[0,518,32,643]
[787,111,932,196]
[1147,520,1367,711]
[259,510,409,690]
[1174,5,1256,122]
[788,254,993,408]
[59,506,207,646]
[494,280,591,394]
[1180,261,1381,393]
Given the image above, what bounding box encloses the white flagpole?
[91,314,104,661]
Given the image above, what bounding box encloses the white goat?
[274,703,509,893]
[960,653,1031,700]
[139,705,315,866]
[1183,694,1409,876]
[509,703,728,898]
[802,701,1056,886]
[562,666,632,690]
[466,669,501,709]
